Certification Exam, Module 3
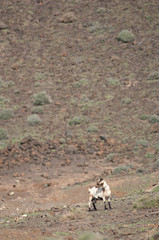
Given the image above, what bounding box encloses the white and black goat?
[88,178,112,211]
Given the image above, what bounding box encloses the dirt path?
[0,165,159,240]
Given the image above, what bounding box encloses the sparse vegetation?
[104,116,111,123]
[69,116,83,126]
[0,109,14,120]
[0,1,159,239]
[117,30,135,43]
[133,196,159,209]
[149,114,159,124]
[96,7,106,14]
[31,106,43,114]
[0,128,8,140]
[113,165,131,175]
[33,91,51,106]
[27,114,42,126]
[59,138,66,144]
[122,97,132,104]
[34,72,46,81]
[136,139,148,148]
[78,232,103,240]
[73,78,88,88]
[107,77,120,86]
[152,185,159,192]
[155,159,159,167]
[139,114,148,120]
[1,80,15,88]
[106,153,115,162]
[87,125,99,132]
[148,71,159,81]
[87,22,105,34]
[0,96,9,106]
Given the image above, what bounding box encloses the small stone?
[41,173,49,179]
[111,55,120,61]
[8,191,15,196]
[0,22,8,29]
[59,12,76,23]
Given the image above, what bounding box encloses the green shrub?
[107,77,120,86]
[106,153,115,162]
[31,106,43,114]
[4,81,15,88]
[0,128,8,140]
[33,91,51,106]
[136,168,145,174]
[155,141,159,152]
[27,114,42,126]
[136,139,148,148]
[155,159,159,167]
[34,72,46,81]
[0,109,14,120]
[117,30,135,43]
[152,185,159,192]
[148,71,159,80]
[96,7,106,14]
[145,153,154,159]
[87,125,99,132]
[14,89,20,94]
[113,165,130,174]
[122,97,132,104]
[139,114,148,120]
[59,138,66,144]
[0,96,9,104]
[78,232,103,240]
[34,82,41,87]
[73,78,88,88]
[133,196,159,209]
[88,22,104,34]
[69,116,83,126]
[104,117,111,123]
[149,115,159,124]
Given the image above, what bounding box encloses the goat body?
[88,179,112,211]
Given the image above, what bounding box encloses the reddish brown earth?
[0,0,159,239]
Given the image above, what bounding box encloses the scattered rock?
[41,173,49,179]
[150,123,159,133]
[8,191,15,196]
[0,22,8,29]
[61,159,71,166]
[111,55,120,61]
[99,135,107,142]
[58,12,76,23]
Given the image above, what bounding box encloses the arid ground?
[0,0,159,239]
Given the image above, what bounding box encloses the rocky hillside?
[0,0,159,173]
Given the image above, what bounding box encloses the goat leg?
[92,198,97,211]
[92,202,97,211]
[108,201,112,209]
[104,202,108,210]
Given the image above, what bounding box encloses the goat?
[88,178,112,211]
